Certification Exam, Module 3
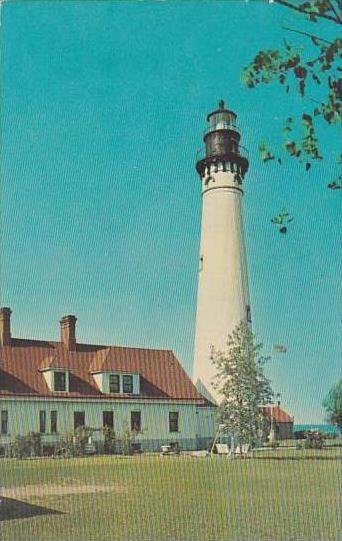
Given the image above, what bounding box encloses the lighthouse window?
[199,256,204,272]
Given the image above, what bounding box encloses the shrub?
[323,432,338,440]
[11,435,31,458]
[117,427,138,455]
[28,432,42,457]
[11,432,41,458]
[266,441,280,449]
[103,427,116,454]
[55,427,92,457]
[304,430,325,449]
[72,426,90,456]
[119,427,133,455]
[55,432,75,457]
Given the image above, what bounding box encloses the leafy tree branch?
[274,0,342,25]
[242,0,341,186]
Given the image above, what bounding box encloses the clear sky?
[1,0,340,423]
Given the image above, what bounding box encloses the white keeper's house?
[0,308,217,455]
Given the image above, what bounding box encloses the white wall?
[0,398,217,451]
[193,166,250,404]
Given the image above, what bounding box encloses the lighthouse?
[193,101,251,404]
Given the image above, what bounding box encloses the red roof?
[0,338,204,402]
[262,406,294,423]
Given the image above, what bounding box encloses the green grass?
[1,448,341,541]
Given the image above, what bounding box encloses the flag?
[273,344,287,353]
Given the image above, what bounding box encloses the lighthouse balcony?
[195,146,249,178]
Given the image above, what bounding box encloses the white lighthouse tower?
[193,101,251,404]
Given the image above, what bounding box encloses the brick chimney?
[60,315,77,351]
[0,307,12,346]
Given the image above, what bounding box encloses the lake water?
[294,424,340,434]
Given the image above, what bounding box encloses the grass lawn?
[0,448,340,541]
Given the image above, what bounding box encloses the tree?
[212,321,273,455]
[242,0,341,188]
[323,378,342,429]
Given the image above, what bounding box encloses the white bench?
[215,443,232,456]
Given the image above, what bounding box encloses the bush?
[323,431,338,440]
[119,427,134,455]
[116,427,139,455]
[103,427,116,454]
[304,430,325,449]
[11,435,31,458]
[266,441,280,449]
[11,432,41,458]
[28,432,42,457]
[72,426,90,456]
[55,427,92,457]
[55,432,76,457]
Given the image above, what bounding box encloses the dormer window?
[54,371,67,392]
[123,375,133,394]
[40,367,70,392]
[109,374,120,393]
[91,371,140,394]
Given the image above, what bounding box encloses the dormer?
[40,367,71,393]
[91,371,140,395]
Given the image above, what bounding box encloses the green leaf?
[299,79,306,96]
[302,113,313,124]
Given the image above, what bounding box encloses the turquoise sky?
[1,0,340,422]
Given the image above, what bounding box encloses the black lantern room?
[196,100,249,178]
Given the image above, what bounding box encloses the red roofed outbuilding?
[262,405,294,441]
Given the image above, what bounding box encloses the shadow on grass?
[0,497,64,521]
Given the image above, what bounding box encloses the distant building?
[262,405,294,441]
[0,308,216,454]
